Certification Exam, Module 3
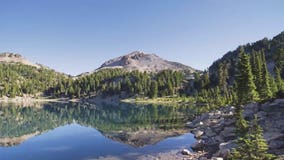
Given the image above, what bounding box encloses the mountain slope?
[0,53,69,98]
[0,53,41,68]
[98,51,197,73]
[208,31,284,86]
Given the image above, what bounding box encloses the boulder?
[212,119,225,133]
[205,128,216,137]
[191,140,204,150]
[221,127,235,139]
[198,157,208,160]
[219,141,237,151]
[256,111,267,120]
[193,130,204,138]
[186,122,195,128]
[224,118,235,126]
[200,113,210,121]
[181,149,191,155]
[213,135,224,143]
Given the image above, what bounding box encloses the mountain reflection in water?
[0,102,198,160]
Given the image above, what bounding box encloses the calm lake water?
[0,102,197,160]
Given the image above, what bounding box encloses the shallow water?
[0,102,196,160]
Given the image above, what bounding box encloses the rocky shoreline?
[183,99,284,160]
[123,99,284,160]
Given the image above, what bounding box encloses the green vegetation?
[0,63,68,98]
[50,69,184,99]
[122,96,195,105]
[192,32,284,108]
[235,48,259,104]
[229,115,276,160]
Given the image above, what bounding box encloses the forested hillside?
[0,63,68,98]
[209,31,284,87]
[48,69,184,99]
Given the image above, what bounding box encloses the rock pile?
[186,99,284,159]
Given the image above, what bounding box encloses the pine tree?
[235,48,259,104]
[270,76,278,96]
[218,63,229,92]
[259,52,272,99]
[229,116,276,160]
[251,51,263,95]
[234,105,248,137]
[203,71,210,89]
[275,67,283,91]
[149,80,158,98]
[248,116,276,160]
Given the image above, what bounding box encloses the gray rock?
[221,127,235,139]
[272,99,284,104]
[213,135,224,143]
[200,113,210,121]
[181,149,191,155]
[186,122,195,128]
[201,135,209,139]
[224,118,235,126]
[193,130,204,138]
[214,140,237,158]
[219,140,237,151]
[257,111,267,120]
[212,121,225,133]
[205,128,216,137]
[211,157,223,160]
[191,140,204,150]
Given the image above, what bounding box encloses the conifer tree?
[275,67,283,91]
[235,48,259,104]
[230,116,276,160]
[218,63,229,92]
[234,105,248,137]
[259,51,272,99]
[270,76,278,96]
[203,71,210,89]
[149,80,158,98]
[251,52,263,94]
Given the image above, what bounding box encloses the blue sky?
[0,0,284,75]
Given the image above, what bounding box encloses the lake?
[0,102,197,160]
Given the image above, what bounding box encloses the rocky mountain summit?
[0,52,41,68]
[98,51,197,73]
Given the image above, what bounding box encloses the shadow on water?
[0,102,199,160]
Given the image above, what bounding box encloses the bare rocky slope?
[0,52,42,68]
[97,51,197,73]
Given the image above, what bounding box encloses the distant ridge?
[0,52,41,68]
[97,51,197,73]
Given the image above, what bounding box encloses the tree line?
[48,69,184,99]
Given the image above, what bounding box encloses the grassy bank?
[0,96,80,104]
[121,96,195,105]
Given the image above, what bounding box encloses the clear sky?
[0,0,284,75]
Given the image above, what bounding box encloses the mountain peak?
[98,51,197,73]
[0,52,41,68]
[0,52,23,58]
